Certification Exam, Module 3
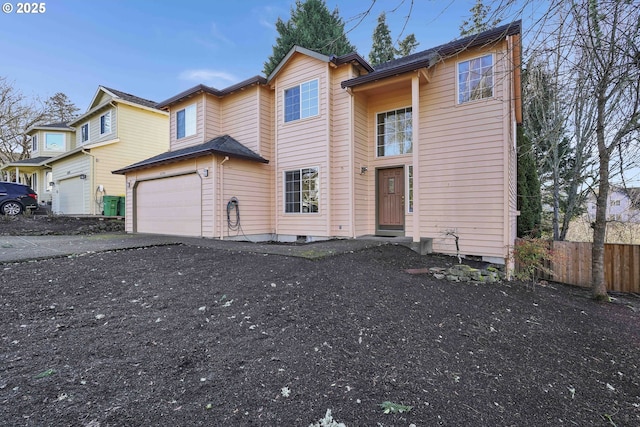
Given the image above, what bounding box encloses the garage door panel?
[58,178,84,214]
[136,174,201,237]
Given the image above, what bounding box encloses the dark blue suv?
[0,182,38,215]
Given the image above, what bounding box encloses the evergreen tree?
[396,34,419,57]
[44,92,79,124]
[517,125,542,237]
[263,0,356,77]
[369,12,395,66]
[459,0,502,37]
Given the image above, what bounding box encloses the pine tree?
[517,125,542,237]
[459,0,502,37]
[369,12,395,66]
[263,0,356,77]
[44,93,79,124]
[397,34,419,57]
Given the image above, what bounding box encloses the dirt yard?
[1,216,640,426]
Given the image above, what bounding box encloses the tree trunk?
[591,94,609,301]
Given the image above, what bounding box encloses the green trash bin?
[118,196,126,217]
[103,195,119,216]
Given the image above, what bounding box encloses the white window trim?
[176,103,197,139]
[283,78,319,123]
[283,166,320,214]
[375,106,413,158]
[456,53,495,105]
[100,111,112,135]
[81,122,90,143]
[31,134,38,152]
[44,132,65,151]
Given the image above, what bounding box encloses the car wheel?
[1,201,23,216]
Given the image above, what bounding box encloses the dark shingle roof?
[156,76,267,109]
[39,122,73,129]
[5,156,52,166]
[102,86,158,109]
[342,20,522,89]
[112,135,268,175]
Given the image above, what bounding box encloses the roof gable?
[342,20,522,89]
[87,86,158,111]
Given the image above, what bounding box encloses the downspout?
[219,156,230,239]
[82,149,96,214]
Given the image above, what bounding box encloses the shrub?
[512,237,554,283]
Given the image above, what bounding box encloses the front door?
[377,167,404,235]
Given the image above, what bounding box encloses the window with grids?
[177,104,196,139]
[376,107,412,157]
[458,54,493,104]
[284,79,318,123]
[285,167,319,213]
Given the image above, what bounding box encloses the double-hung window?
[81,123,89,143]
[100,111,111,135]
[285,167,319,213]
[177,104,196,139]
[376,107,412,157]
[31,134,38,151]
[458,54,494,104]
[284,79,318,123]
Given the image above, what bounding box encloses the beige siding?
[221,89,260,151]
[51,154,91,214]
[329,65,354,237]
[170,95,206,150]
[418,43,510,258]
[204,94,221,140]
[76,107,117,147]
[274,54,330,237]
[94,103,169,206]
[353,94,371,236]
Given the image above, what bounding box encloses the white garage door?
[58,177,85,214]
[135,174,202,237]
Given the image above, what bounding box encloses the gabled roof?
[266,45,373,82]
[156,76,268,109]
[112,134,268,175]
[101,87,158,109]
[25,122,74,134]
[2,156,52,167]
[70,86,165,126]
[342,20,522,89]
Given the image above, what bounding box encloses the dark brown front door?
[377,167,404,233]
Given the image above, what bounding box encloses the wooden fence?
[524,240,640,293]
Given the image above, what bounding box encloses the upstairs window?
[81,123,89,143]
[285,167,319,213]
[458,54,494,104]
[176,104,196,139]
[44,133,65,151]
[100,111,111,135]
[376,107,412,157]
[284,79,318,123]
[31,134,38,151]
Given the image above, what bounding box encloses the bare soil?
[0,215,124,236]
[1,216,640,426]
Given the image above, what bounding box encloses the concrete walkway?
[0,233,404,263]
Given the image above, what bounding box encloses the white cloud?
[178,69,238,89]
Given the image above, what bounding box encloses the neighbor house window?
[408,165,414,213]
[44,133,65,151]
[100,111,111,134]
[176,104,196,139]
[377,107,412,157]
[284,167,319,213]
[284,79,318,123]
[81,123,89,143]
[458,54,494,104]
[46,171,53,192]
[31,134,38,151]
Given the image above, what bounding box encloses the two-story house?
[1,122,75,208]
[587,187,640,223]
[115,21,521,265]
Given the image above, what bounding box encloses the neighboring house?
[586,187,640,223]
[1,122,74,208]
[114,21,522,265]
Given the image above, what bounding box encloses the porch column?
[15,167,20,183]
[412,75,420,243]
